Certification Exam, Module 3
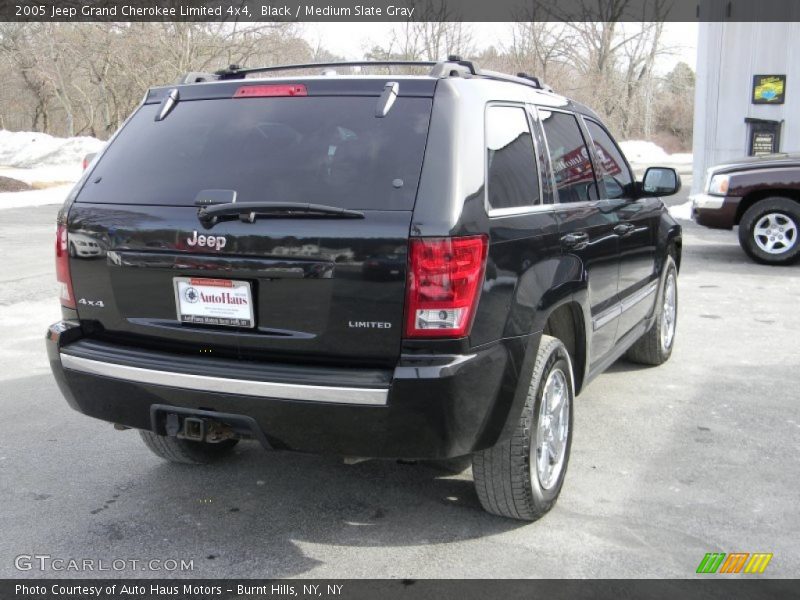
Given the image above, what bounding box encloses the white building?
[692,21,799,192]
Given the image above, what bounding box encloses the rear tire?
[738,197,800,265]
[472,335,574,521]
[627,256,678,366]
[139,430,238,465]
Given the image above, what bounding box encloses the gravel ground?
[0,203,797,579]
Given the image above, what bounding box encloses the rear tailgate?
[66,80,434,366]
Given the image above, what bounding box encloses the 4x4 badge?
[186,230,227,250]
[78,298,105,308]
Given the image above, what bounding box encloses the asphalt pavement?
[0,200,797,579]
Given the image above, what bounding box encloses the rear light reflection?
[55,225,75,309]
[404,235,488,339]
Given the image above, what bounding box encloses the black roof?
[151,58,605,122]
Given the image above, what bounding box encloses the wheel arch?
[735,190,800,225]
[542,302,587,395]
[670,236,682,272]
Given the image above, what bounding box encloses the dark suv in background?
[48,58,682,521]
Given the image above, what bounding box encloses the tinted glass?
[78,96,432,210]
[540,110,597,203]
[585,120,633,199]
[486,106,540,210]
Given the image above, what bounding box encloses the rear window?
[485,105,540,211]
[78,96,432,210]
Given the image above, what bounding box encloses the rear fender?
[481,254,589,446]
[500,254,585,339]
[656,212,682,273]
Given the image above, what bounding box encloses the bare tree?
[0,22,315,138]
[0,17,687,147]
[365,1,474,62]
[504,22,571,82]
[546,1,670,137]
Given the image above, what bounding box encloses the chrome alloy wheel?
[753,212,798,255]
[533,368,570,490]
[661,272,677,352]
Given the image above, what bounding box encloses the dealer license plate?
[173,277,255,328]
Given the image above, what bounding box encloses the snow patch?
[0,130,104,188]
[0,184,72,210]
[0,130,104,169]
[620,140,692,165]
[0,165,82,186]
[668,200,693,221]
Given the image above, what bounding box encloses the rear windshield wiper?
[197,201,365,227]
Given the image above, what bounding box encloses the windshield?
[78,96,432,210]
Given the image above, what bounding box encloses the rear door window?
[539,110,598,203]
[485,105,541,211]
[584,119,633,199]
[77,96,432,210]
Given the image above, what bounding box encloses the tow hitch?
[164,413,234,443]
[151,404,271,448]
[181,416,206,441]
[178,417,206,442]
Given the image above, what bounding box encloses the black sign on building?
[745,118,783,156]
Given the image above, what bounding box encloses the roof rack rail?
[175,72,218,85]
[515,72,554,92]
[215,61,432,80]
[179,58,552,93]
[475,69,553,92]
[212,57,478,81]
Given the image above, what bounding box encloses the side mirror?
[641,167,681,197]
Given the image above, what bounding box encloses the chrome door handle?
[614,223,636,236]
[560,232,589,249]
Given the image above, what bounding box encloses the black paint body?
[49,75,681,459]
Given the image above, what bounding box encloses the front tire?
[627,256,678,366]
[738,197,800,265]
[472,335,574,521]
[139,430,238,465]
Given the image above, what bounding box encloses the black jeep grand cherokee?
[47,59,682,521]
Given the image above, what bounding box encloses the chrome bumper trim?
[691,193,726,210]
[60,354,389,406]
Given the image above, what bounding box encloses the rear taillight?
[404,235,488,339]
[233,84,307,98]
[55,225,75,309]
[81,157,90,170]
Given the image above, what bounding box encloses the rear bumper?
[59,353,389,406]
[47,321,536,459]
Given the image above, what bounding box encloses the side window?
[486,105,541,211]
[584,119,634,199]
[539,110,598,203]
